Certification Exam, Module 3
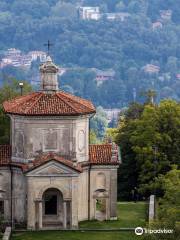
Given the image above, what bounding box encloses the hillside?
[0,0,180,107]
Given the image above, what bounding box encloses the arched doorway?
[42,188,63,228]
[94,189,107,221]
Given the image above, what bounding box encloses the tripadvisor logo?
[135,227,174,236]
[135,227,144,235]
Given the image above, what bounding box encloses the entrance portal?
[44,192,57,215]
[42,188,63,228]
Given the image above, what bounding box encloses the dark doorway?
[44,194,57,215]
[0,200,4,214]
[42,188,64,228]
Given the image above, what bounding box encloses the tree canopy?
[116,99,180,199]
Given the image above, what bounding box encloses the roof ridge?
[60,91,94,112]
[24,92,43,114]
[3,91,96,116]
[56,92,79,114]
[90,144,112,146]
[29,154,82,173]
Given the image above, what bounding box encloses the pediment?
[26,160,79,177]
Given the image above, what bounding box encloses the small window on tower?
[0,200,4,215]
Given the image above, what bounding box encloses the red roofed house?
[0,56,120,230]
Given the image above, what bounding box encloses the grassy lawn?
[12,231,144,240]
[11,202,147,240]
[80,201,148,229]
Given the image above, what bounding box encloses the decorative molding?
[26,160,80,177]
[78,130,85,152]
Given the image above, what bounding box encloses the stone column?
[63,201,67,229]
[110,168,118,220]
[69,201,72,228]
[38,201,43,229]
[71,178,79,228]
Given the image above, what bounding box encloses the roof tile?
[3,91,96,116]
[27,152,83,172]
[89,144,119,165]
[0,144,119,169]
[0,145,11,164]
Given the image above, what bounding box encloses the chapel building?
[0,57,119,230]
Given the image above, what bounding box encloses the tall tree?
[116,100,180,198]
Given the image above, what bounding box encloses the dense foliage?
[143,166,180,240]
[115,99,180,199]
[0,0,180,107]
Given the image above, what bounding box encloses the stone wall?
[2,227,11,240]
[149,195,155,221]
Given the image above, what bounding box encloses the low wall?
[149,195,155,222]
[2,227,11,240]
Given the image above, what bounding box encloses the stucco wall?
[89,166,118,220]
[0,166,26,223]
[10,115,89,163]
[78,169,89,221]
[26,162,80,229]
[75,118,89,162]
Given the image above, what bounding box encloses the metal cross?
[44,40,53,56]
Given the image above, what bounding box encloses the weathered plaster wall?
[77,169,88,221]
[0,166,26,223]
[26,161,80,229]
[10,115,89,163]
[75,118,89,162]
[89,166,118,220]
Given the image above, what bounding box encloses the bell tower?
[40,56,59,92]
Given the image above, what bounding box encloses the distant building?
[79,6,100,20]
[105,12,130,21]
[160,10,172,21]
[79,7,130,22]
[28,51,47,62]
[5,48,21,58]
[0,48,47,69]
[104,109,121,123]
[143,64,160,74]
[93,68,115,86]
[152,21,163,30]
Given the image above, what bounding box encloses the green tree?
[116,100,180,198]
[90,106,108,139]
[115,103,144,199]
[51,1,78,19]
[143,166,180,240]
[90,130,100,144]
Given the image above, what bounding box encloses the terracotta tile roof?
[0,145,27,170]
[0,145,11,165]
[89,144,119,165]
[0,144,119,170]
[3,91,96,116]
[26,152,83,173]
